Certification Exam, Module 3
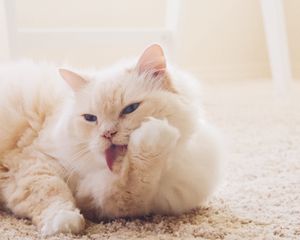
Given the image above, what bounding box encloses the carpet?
[0,79,299,240]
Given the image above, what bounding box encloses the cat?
[0,44,221,236]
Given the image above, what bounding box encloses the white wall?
[0,0,10,62]
[13,0,170,69]
[1,0,299,80]
[177,0,271,80]
[16,0,166,29]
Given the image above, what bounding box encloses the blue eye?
[121,103,140,115]
[82,114,97,122]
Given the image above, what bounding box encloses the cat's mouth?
[104,144,127,171]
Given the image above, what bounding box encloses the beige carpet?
[0,80,299,240]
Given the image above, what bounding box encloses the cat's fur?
[0,44,220,236]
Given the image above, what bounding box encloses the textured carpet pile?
[0,80,299,239]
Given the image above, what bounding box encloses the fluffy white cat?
[0,44,220,236]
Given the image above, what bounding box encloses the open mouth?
[104,144,127,171]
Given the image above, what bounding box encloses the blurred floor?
[0,79,299,239]
[203,79,300,239]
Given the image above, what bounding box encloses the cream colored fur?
[0,45,220,236]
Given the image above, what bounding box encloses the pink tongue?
[104,145,126,171]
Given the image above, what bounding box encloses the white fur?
[130,117,180,150]
[0,48,221,234]
[41,209,84,236]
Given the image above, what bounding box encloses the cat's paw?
[130,117,180,153]
[41,209,85,236]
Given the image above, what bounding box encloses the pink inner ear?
[136,44,166,75]
[59,69,88,92]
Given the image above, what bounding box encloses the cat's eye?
[82,114,97,122]
[121,102,140,115]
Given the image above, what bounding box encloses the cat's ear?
[136,44,166,77]
[59,68,88,91]
[136,44,176,92]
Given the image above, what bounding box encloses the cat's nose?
[102,129,117,139]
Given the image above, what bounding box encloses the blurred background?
[0,0,299,86]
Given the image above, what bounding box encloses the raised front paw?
[41,209,85,236]
[130,117,180,154]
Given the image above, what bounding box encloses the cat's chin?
[104,144,127,171]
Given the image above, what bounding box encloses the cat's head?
[59,44,194,173]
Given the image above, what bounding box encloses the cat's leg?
[0,154,85,236]
[102,117,180,217]
[152,121,221,215]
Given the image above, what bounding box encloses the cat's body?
[0,45,220,235]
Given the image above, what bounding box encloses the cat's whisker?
[64,148,91,185]
[58,146,90,178]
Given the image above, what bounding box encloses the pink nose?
[102,129,117,139]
